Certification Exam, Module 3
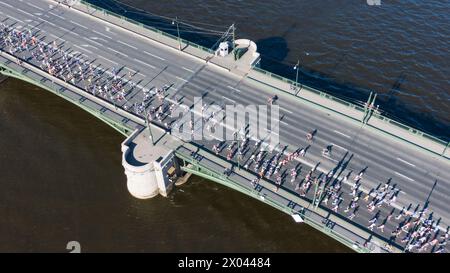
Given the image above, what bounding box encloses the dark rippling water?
[0,0,448,252]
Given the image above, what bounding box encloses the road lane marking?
[49,12,65,20]
[50,34,65,41]
[395,172,415,181]
[57,26,80,36]
[331,142,348,151]
[83,37,103,47]
[134,58,156,69]
[70,20,88,29]
[105,26,116,35]
[27,2,45,11]
[7,16,25,24]
[92,30,112,40]
[0,2,13,8]
[108,47,128,58]
[41,18,56,27]
[334,130,351,138]
[396,157,416,167]
[227,85,241,93]
[176,76,188,82]
[81,44,99,51]
[117,40,138,50]
[73,44,93,54]
[283,108,293,114]
[279,120,289,126]
[16,8,36,17]
[182,66,195,73]
[222,96,235,103]
[143,51,165,61]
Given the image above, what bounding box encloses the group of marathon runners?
[1,19,447,253]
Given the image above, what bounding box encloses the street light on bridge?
[172,16,182,51]
[293,52,309,95]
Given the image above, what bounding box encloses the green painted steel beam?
[0,64,133,137]
[176,150,371,253]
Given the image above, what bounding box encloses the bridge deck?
[0,0,449,253]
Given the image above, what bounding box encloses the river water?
[0,0,448,252]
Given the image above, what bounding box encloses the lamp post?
[144,108,154,146]
[294,59,300,91]
[172,16,181,51]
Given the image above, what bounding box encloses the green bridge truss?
[1,63,374,253]
[0,64,134,137]
[175,150,372,253]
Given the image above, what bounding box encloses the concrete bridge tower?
[121,127,178,199]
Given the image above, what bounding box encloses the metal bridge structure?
[1,0,449,253]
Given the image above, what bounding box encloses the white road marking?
[70,20,88,29]
[124,67,145,77]
[34,13,43,16]
[98,56,118,65]
[83,37,103,47]
[56,25,79,36]
[176,76,188,82]
[27,2,45,11]
[117,40,138,50]
[222,96,235,103]
[396,157,416,167]
[50,34,64,41]
[144,51,165,61]
[58,26,71,32]
[182,66,195,73]
[227,85,241,93]
[15,8,35,17]
[92,30,112,40]
[134,58,156,69]
[105,26,116,35]
[334,130,351,138]
[283,108,293,114]
[279,120,289,126]
[8,16,24,24]
[331,142,348,151]
[81,44,99,51]
[322,155,340,163]
[41,18,56,27]
[90,37,108,43]
[108,47,128,58]
[73,44,93,54]
[395,172,415,181]
[49,12,65,20]
[0,2,13,8]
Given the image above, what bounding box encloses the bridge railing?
[174,147,374,253]
[0,52,135,136]
[250,66,449,158]
[75,1,449,158]
[79,0,214,55]
[252,66,366,110]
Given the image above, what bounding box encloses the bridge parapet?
[248,66,449,160]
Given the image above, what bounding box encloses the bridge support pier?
[0,73,9,84]
[121,127,179,199]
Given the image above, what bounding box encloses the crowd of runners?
[1,19,447,253]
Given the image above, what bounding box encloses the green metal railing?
[80,0,214,54]
[0,64,133,137]
[252,66,365,111]
[77,0,449,157]
[251,66,449,158]
[175,149,372,253]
